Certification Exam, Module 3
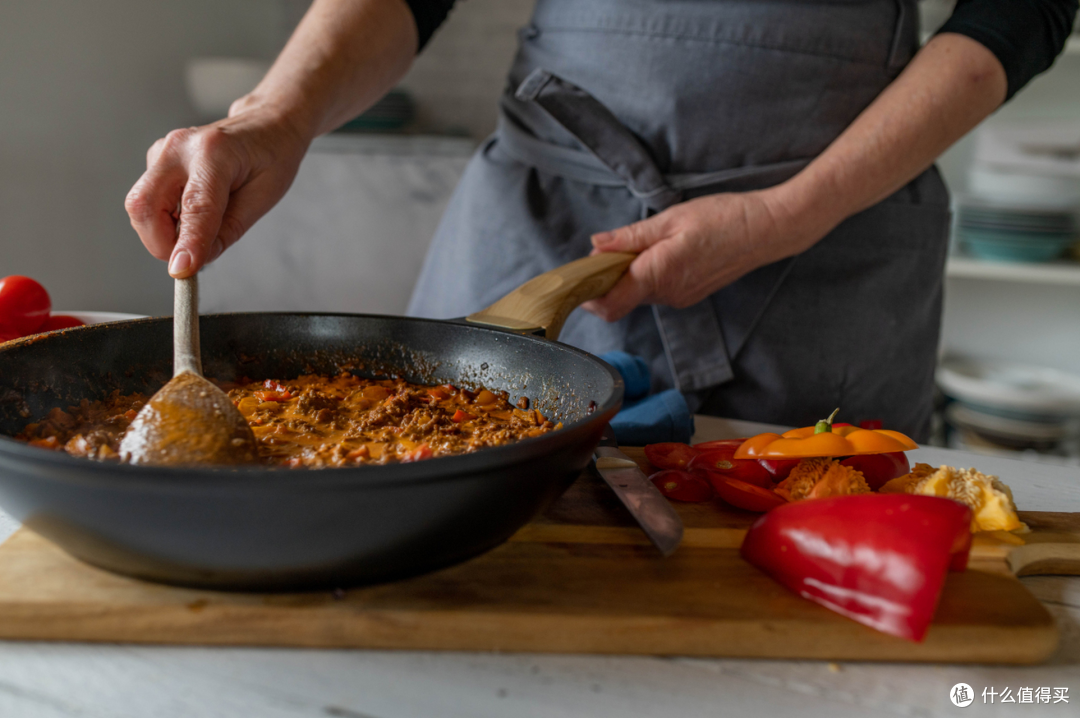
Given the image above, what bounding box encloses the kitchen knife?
[592,424,684,556]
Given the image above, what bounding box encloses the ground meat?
[296,392,337,415]
[15,375,558,469]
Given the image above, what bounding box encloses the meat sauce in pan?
[15,373,560,467]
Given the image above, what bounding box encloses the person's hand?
[581,190,813,321]
[125,104,311,278]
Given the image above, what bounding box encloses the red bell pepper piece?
[649,469,714,502]
[840,451,910,491]
[644,442,699,470]
[706,474,788,512]
[757,457,801,482]
[692,438,747,451]
[740,494,972,642]
[688,448,773,488]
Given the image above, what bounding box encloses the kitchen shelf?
[946,256,1080,286]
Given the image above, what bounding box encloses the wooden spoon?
[119,276,258,466]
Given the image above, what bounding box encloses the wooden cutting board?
[0,448,1076,663]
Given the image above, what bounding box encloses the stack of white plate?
[936,356,1080,454]
[955,195,1077,263]
[60,311,145,325]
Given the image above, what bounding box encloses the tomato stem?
[814,408,840,434]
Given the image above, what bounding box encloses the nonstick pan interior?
[0,313,622,590]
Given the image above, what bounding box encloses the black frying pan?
[0,254,633,590]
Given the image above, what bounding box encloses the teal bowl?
[959,228,1077,263]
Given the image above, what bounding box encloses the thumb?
[591,213,668,253]
[169,170,229,278]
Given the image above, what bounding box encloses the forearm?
[767,33,1007,254]
[230,0,418,141]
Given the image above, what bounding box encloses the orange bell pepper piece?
[734,408,917,460]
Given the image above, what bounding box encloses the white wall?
[200,135,473,316]
[0,0,531,316]
[0,1,289,315]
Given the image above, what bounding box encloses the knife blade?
[592,424,684,556]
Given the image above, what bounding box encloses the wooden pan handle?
[466,252,635,340]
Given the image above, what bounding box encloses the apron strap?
[513,68,738,394]
[652,304,734,393]
[515,69,683,214]
[498,114,812,196]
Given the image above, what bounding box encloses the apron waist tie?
[498,97,814,204]
[504,69,811,395]
[515,69,683,214]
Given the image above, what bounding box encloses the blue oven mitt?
[600,351,694,445]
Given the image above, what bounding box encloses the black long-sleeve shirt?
[939,0,1077,99]
[403,0,1078,101]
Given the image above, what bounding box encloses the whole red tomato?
[649,469,714,502]
[840,452,910,491]
[38,314,85,332]
[688,448,773,488]
[0,276,51,337]
[644,442,700,471]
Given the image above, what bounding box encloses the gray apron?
[407,0,950,441]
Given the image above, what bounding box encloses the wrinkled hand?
[581,190,807,321]
[125,104,310,277]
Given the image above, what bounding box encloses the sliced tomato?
[29,436,62,450]
[692,438,747,451]
[757,457,801,482]
[39,314,85,332]
[706,474,788,513]
[427,385,453,400]
[346,445,370,461]
[0,276,51,337]
[688,448,773,488]
[254,390,292,402]
[644,442,699,470]
[840,451,910,491]
[451,408,476,423]
[649,469,714,502]
[402,444,433,462]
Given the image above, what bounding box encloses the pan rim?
[0,312,624,489]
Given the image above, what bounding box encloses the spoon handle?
[174,275,202,377]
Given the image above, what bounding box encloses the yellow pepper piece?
[880,463,1025,533]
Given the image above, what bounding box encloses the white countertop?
[0,417,1077,717]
